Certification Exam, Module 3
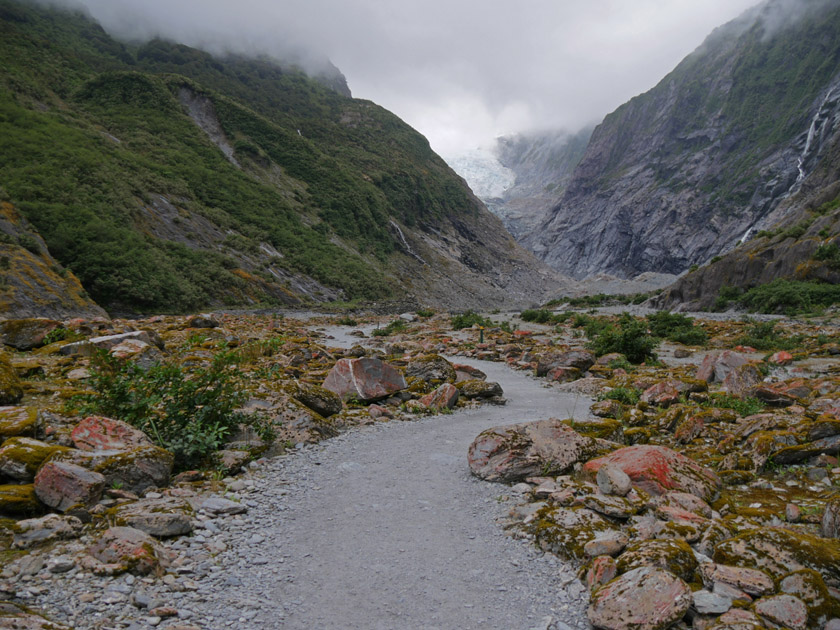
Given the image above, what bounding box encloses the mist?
[40,0,774,156]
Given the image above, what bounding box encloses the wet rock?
[587,566,692,630]
[59,331,154,356]
[12,513,83,549]
[290,383,343,418]
[0,318,61,351]
[0,406,39,439]
[52,445,174,493]
[457,379,503,400]
[322,357,407,402]
[419,383,459,410]
[116,497,193,537]
[0,484,42,517]
[754,594,808,630]
[583,444,721,502]
[699,563,775,597]
[71,416,154,451]
[723,364,764,398]
[714,528,840,585]
[405,354,457,387]
[824,495,840,538]
[596,463,632,496]
[529,506,613,562]
[0,352,23,406]
[82,526,170,576]
[0,437,69,481]
[779,569,838,629]
[34,460,106,511]
[697,350,749,383]
[468,418,600,482]
[616,539,698,582]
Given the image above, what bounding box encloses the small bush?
[416,308,435,318]
[371,319,408,336]
[703,393,764,417]
[736,319,802,351]
[737,279,840,315]
[520,309,558,324]
[598,387,641,405]
[647,311,707,346]
[586,313,658,364]
[451,310,493,330]
[813,243,840,270]
[336,316,358,326]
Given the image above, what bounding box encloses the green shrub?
[586,314,658,364]
[76,349,270,469]
[736,319,802,351]
[703,393,764,417]
[520,309,558,324]
[813,242,840,270]
[737,279,840,315]
[646,311,707,346]
[451,310,493,330]
[598,387,641,405]
[416,308,435,318]
[371,319,407,336]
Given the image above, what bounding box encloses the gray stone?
[200,497,247,515]
[692,590,732,614]
[596,463,632,496]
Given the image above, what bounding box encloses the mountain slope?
[527,0,840,280]
[0,0,561,315]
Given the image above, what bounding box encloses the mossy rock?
[0,318,61,351]
[565,418,624,442]
[714,527,840,585]
[779,568,840,628]
[616,539,698,582]
[0,484,44,517]
[623,427,654,445]
[287,382,342,417]
[0,352,23,406]
[527,506,613,562]
[0,406,39,440]
[457,379,503,400]
[404,354,456,386]
[0,437,70,481]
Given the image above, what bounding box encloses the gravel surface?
[182,358,593,630]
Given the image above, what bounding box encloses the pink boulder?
[696,350,749,383]
[34,461,106,511]
[322,358,407,402]
[419,383,459,410]
[583,444,721,502]
[71,416,153,451]
[82,526,169,575]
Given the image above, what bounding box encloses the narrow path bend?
[188,359,593,630]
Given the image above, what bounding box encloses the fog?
[47,0,764,156]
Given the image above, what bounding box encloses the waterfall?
[739,227,754,245]
[794,88,835,186]
[390,220,427,265]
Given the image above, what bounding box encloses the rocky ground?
[1,308,840,629]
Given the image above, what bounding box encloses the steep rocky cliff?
[527,0,840,281]
[0,0,564,316]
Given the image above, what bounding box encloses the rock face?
[587,566,692,630]
[525,2,840,281]
[467,418,600,482]
[322,358,407,402]
[583,445,721,502]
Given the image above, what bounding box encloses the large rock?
[696,350,749,383]
[699,563,775,596]
[0,351,23,405]
[587,566,692,630]
[108,339,164,370]
[0,484,43,517]
[0,318,61,351]
[714,528,840,585]
[419,383,459,410]
[616,539,698,582]
[583,444,721,502]
[457,379,503,400]
[529,506,614,562]
[34,460,106,511]
[468,418,601,482]
[779,569,839,629]
[0,437,69,481]
[81,526,169,575]
[290,383,343,418]
[70,416,153,451]
[322,358,407,402]
[0,406,39,439]
[536,349,595,376]
[115,497,193,537]
[12,514,83,549]
[723,363,764,398]
[754,595,808,630]
[51,445,174,493]
[405,354,457,387]
[59,331,153,356]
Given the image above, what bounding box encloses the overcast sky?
[65,0,760,157]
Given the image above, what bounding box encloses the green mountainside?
[0,0,556,316]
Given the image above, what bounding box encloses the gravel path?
[186,359,593,630]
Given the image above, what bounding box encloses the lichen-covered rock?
[33,460,106,511]
[0,603,71,629]
[584,531,629,558]
[419,383,459,410]
[70,415,154,451]
[0,352,23,406]
[583,444,721,502]
[108,339,164,370]
[586,555,618,591]
[453,363,486,382]
[588,566,692,630]
[616,539,698,582]
[779,569,840,629]
[570,418,624,442]
[535,349,595,376]
[714,528,840,585]
[697,350,749,383]
[405,354,456,387]
[823,495,840,539]
[81,526,169,575]
[457,379,503,400]
[754,594,808,630]
[290,383,343,417]
[468,418,601,482]
[0,318,61,351]
[12,513,83,549]
[322,357,407,402]
[115,497,193,537]
[0,406,38,440]
[596,463,632,496]
[707,608,764,629]
[529,506,613,562]
[51,445,174,494]
[723,363,764,398]
[0,484,43,517]
[186,315,219,329]
[699,563,775,597]
[0,437,69,481]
